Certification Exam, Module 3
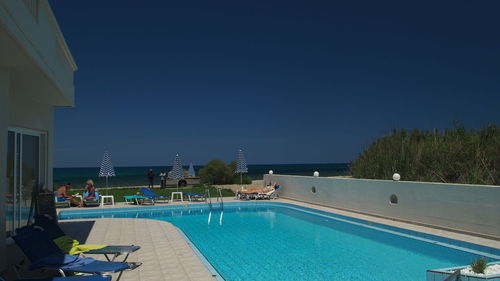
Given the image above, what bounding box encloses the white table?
[171,192,183,202]
[100,195,115,207]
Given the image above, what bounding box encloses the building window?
[6,127,47,235]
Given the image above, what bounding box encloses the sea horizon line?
[54,162,350,169]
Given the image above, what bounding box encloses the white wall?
[264,174,500,239]
[0,0,77,104]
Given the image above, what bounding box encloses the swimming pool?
[59,203,500,281]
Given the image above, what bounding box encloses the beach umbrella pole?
[105,174,109,195]
[236,149,248,189]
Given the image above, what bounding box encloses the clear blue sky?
[50,0,500,168]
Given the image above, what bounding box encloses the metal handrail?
[205,187,212,209]
[217,188,224,209]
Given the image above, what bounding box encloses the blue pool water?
[59,203,500,281]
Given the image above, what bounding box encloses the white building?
[0,0,77,272]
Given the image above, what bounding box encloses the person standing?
[147,169,155,188]
[160,171,166,189]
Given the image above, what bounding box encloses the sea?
[54,163,349,188]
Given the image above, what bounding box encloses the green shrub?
[471,257,488,274]
[198,160,234,184]
[199,160,252,185]
[350,123,500,185]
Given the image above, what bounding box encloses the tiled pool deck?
[58,197,500,281]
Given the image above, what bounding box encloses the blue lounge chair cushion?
[123,195,148,200]
[139,188,169,199]
[83,191,100,203]
[184,193,204,196]
[54,192,68,202]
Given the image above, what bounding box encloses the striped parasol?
[170,154,184,191]
[236,149,248,185]
[188,162,196,177]
[98,150,115,194]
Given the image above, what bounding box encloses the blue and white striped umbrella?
[236,149,248,174]
[170,154,184,191]
[188,162,196,177]
[236,149,248,186]
[170,154,184,179]
[98,150,115,193]
[99,150,115,178]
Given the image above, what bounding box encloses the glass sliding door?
[6,131,15,234]
[5,128,47,235]
[20,134,39,227]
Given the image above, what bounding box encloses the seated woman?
[57,183,82,207]
[83,179,96,200]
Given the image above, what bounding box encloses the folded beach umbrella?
[98,150,116,195]
[236,149,248,186]
[170,154,184,191]
[188,162,196,177]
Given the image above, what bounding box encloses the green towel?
[54,235,107,255]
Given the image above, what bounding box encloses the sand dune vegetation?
[350,123,500,185]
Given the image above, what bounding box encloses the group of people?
[147,169,168,189]
[57,179,97,207]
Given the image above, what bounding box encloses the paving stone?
[60,218,215,281]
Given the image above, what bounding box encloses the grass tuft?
[471,257,488,274]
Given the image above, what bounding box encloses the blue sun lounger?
[34,215,140,262]
[139,188,169,204]
[54,192,71,208]
[12,227,140,281]
[15,276,111,281]
[82,191,100,207]
[123,195,148,205]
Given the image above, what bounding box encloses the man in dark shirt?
[147,169,155,188]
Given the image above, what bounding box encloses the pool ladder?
[206,187,224,225]
[205,187,224,210]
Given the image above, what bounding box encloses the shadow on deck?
[59,220,96,243]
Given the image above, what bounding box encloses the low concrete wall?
[264,174,500,239]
